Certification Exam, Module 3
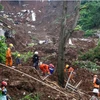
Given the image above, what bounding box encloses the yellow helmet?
[17,54,20,57]
[9,43,13,47]
[66,64,69,68]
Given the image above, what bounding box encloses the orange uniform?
[68,67,74,73]
[93,77,99,89]
[6,48,13,66]
[39,64,50,74]
[68,67,74,80]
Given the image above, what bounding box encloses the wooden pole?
[0,63,69,97]
[65,71,73,88]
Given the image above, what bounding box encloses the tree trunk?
[57,0,80,87]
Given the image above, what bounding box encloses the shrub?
[79,41,100,62]
[0,36,7,63]
[12,51,33,63]
[84,30,95,37]
[20,51,33,63]
[21,93,40,100]
[73,60,100,71]
[74,25,82,31]
[0,4,4,10]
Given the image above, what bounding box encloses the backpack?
[96,78,100,85]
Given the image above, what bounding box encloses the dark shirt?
[15,57,21,65]
[32,54,39,63]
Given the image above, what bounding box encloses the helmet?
[66,64,69,68]
[17,54,20,57]
[1,81,7,86]
[34,51,38,55]
[49,64,54,68]
[9,43,13,47]
[94,75,97,77]
[39,62,42,65]
[93,88,99,93]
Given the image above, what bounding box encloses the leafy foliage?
[20,51,33,62]
[0,36,7,63]
[73,60,100,71]
[74,25,82,31]
[79,41,100,62]
[79,1,100,30]
[83,30,95,37]
[0,4,4,10]
[21,93,40,100]
[12,51,33,63]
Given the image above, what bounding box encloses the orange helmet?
[1,81,7,86]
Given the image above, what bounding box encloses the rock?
[38,10,41,12]
[23,92,26,95]
[28,31,31,34]
[48,95,50,98]
[39,40,46,44]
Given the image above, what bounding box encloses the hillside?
[0,1,99,100]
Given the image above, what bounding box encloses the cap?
[34,51,38,55]
[1,81,7,86]
[17,54,20,57]
[39,62,42,65]
[9,43,13,47]
[66,64,69,68]
[93,88,99,93]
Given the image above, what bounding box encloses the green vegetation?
[74,25,82,31]
[21,51,33,62]
[79,1,100,30]
[21,93,40,100]
[75,41,100,71]
[12,51,33,63]
[73,60,100,71]
[0,36,7,63]
[0,4,4,10]
[83,30,95,37]
[77,1,100,37]
[79,41,100,62]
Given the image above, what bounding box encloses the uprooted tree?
[57,0,80,87]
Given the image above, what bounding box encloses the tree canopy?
[79,1,100,30]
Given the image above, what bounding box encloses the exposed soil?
[0,1,99,100]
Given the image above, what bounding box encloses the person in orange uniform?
[93,75,99,95]
[39,62,50,76]
[64,64,75,83]
[6,43,13,67]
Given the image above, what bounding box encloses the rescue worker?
[93,75,99,95]
[0,81,7,100]
[32,51,39,69]
[90,88,99,100]
[64,64,75,83]
[48,64,55,74]
[39,62,50,76]
[6,43,13,67]
[15,54,21,66]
